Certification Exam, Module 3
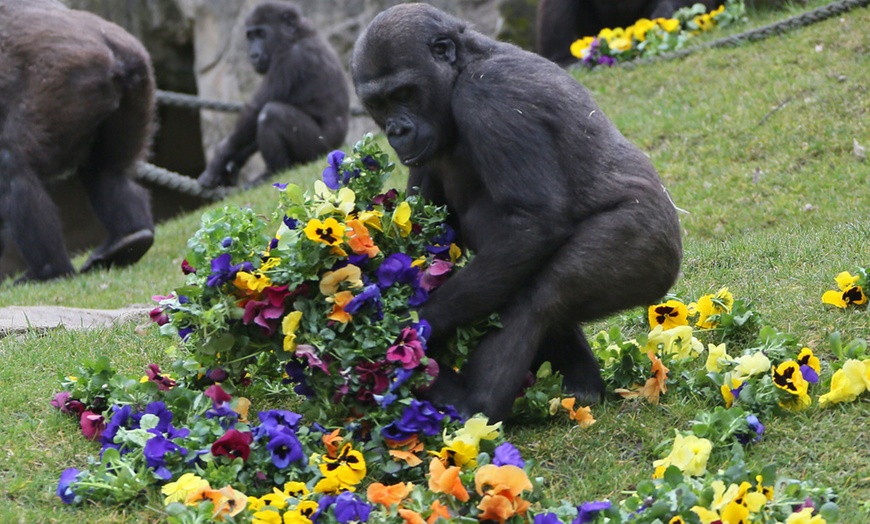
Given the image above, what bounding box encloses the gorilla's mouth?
[401,141,433,166]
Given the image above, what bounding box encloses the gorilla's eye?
[246,27,266,41]
[390,86,416,104]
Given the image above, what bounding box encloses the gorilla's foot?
[562,376,606,406]
[80,229,154,273]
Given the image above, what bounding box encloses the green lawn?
[0,1,868,522]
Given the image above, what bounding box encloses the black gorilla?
[198,1,350,189]
[537,0,720,66]
[352,3,683,421]
[0,0,155,282]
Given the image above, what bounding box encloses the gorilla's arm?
[197,93,265,188]
[419,78,576,339]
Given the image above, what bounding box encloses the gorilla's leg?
[0,149,75,281]
[536,326,605,405]
[256,102,327,178]
[78,79,154,273]
[429,205,679,420]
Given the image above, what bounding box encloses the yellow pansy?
[786,507,827,524]
[819,359,867,406]
[648,300,689,330]
[656,18,681,33]
[391,201,412,236]
[282,311,303,352]
[705,343,731,372]
[570,36,595,58]
[234,271,273,294]
[646,324,700,360]
[446,415,502,448]
[732,351,771,380]
[313,180,356,217]
[162,473,210,505]
[303,217,345,246]
[319,265,363,296]
[652,432,712,477]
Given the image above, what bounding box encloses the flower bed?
[571,0,747,68]
[51,137,868,523]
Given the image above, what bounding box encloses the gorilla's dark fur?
[198,1,350,189]
[352,3,683,421]
[0,0,155,282]
[537,0,720,66]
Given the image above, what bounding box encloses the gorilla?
[198,1,350,189]
[352,3,683,421]
[0,0,155,282]
[537,0,720,66]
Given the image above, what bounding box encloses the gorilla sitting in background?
[0,0,155,282]
[198,1,350,189]
[537,0,720,66]
[352,3,683,421]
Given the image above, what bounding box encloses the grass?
[1,1,868,521]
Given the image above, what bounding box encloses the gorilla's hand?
[197,158,239,189]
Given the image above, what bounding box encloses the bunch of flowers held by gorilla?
[152,134,489,428]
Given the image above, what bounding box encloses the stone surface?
[0,306,151,336]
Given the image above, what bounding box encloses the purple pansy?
[574,500,612,524]
[385,327,426,370]
[144,430,187,480]
[266,429,305,468]
[493,442,525,468]
[420,259,453,291]
[344,284,383,318]
[322,150,347,189]
[283,215,298,229]
[57,467,80,504]
[206,253,253,287]
[381,399,444,440]
[800,364,819,384]
[535,514,565,524]
[333,491,372,523]
[376,253,420,288]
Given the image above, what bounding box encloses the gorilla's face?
[352,10,460,167]
[246,24,272,75]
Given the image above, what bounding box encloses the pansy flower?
[427,457,469,502]
[344,284,383,319]
[366,481,414,507]
[822,271,867,308]
[346,219,380,258]
[144,430,188,480]
[144,363,177,391]
[162,472,209,505]
[206,253,253,287]
[431,439,479,469]
[648,299,689,330]
[576,501,612,523]
[327,290,355,323]
[705,342,731,372]
[493,442,525,468]
[80,410,106,441]
[322,150,348,190]
[391,201,413,236]
[560,397,597,428]
[313,181,356,217]
[691,287,734,328]
[284,500,319,523]
[317,442,367,490]
[304,217,345,246]
[266,428,305,468]
[320,265,363,296]
[772,361,810,398]
[56,467,80,504]
[615,350,669,404]
[653,432,712,477]
[211,429,253,461]
[420,259,453,291]
[386,326,426,369]
[474,464,533,522]
[282,310,303,351]
[333,491,373,523]
[818,359,868,406]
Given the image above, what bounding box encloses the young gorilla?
[198,1,350,189]
[0,0,155,282]
[352,3,683,421]
[537,0,720,66]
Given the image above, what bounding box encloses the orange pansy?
[366,481,413,507]
[346,219,380,258]
[427,457,469,502]
[327,290,354,323]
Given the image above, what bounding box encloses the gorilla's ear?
[429,36,457,64]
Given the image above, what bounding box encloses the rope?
[155,90,244,112]
[146,0,867,197]
[134,161,236,200]
[575,0,870,70]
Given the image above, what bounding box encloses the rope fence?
[140,0,869,198]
